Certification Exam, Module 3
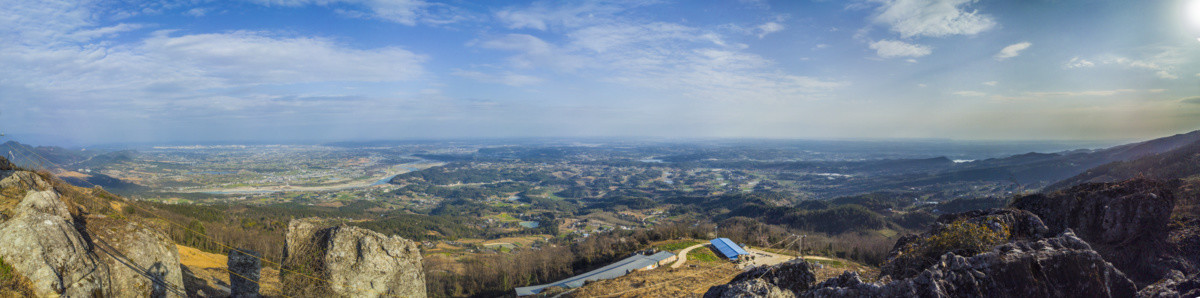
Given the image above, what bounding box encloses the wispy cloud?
[982,81,998,86]
[953,91,987,96]
[246,0,471,25]
[1025,89,1138,97]
[755,22,785,38]
[453,70,543,86]
[1065,56,1094,68]
[871,0,996,38]
[994,42,1030,60]
[869,39,932,58]
[477,2,845,101]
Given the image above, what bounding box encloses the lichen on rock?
[282,218,427,298]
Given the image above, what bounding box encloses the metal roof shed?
[710,238,749,260]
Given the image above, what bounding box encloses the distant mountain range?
[1050,133,1200,189]
[831,130,1200,195]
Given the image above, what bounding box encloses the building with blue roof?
[514,251,676,296]
[710,238,749,261]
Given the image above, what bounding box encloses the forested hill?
[1049,136,1200,190]
[840,128,1200,193]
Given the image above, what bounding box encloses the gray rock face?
[1011,179,1184,284]
[282,218,427,298]
[1138,270,1200,298]
[229,249,263,298]
[89,217,187,297]
[0,187,107,297]
[706,231,1138,298]
[1011,179,1174,245]
[808,231,1137,298]
[0,170,186,297]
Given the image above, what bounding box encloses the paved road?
[670,243,709,268]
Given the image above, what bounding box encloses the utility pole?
[798,234,806,258]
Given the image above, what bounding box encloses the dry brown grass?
[177,244,282,297]
[0,256,35,297]
[566,261,742,298]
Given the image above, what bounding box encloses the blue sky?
[2,0,1200,145]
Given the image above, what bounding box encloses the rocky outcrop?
[0,169,185,297]
[229,249,263,298]
[706,206,1147,298]
[0,185,108,297]
[282,218,427,298]
[704,260,816,298]
[808,231,1136,297]
[1012,179,1175,245]
[879,208,1049,279]
[706,230,1137,298]
[1011,179,1188,284]
[1138,270,1200,298]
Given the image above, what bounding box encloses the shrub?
[906,219,1010,261]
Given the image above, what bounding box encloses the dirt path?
[670,243,709,268]
[802,255,837,261]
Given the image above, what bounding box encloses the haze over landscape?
[2,0,1200,145]
[6,1,1200,298]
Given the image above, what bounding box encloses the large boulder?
[0,188,108,297]
[704,260,816,298]
[282,218,427,298]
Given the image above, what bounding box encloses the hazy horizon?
[2,0,1199,145]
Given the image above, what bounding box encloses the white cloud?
[186,7,209,17]
[1026,89,1138,97]
[476,3,846,101]
[1065,56,1094,68]
[869,39,932,58]
[142,31,426,84]
[994,42,1031,60]
[476,34,590,71]
[1102,56,1179,80]
[453,70,543,86]
[872,0,996,38]
[246,0,468,25]
[983,81,997,86]
[953,91,987,96]
[756,22,785,38]
[494,1,649,30]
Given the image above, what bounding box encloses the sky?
[2,0,1200,145]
